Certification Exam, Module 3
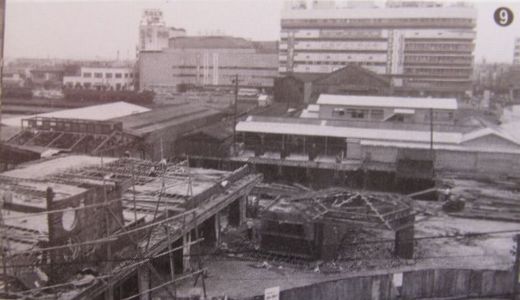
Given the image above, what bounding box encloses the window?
[106,73,113,78]
[124,73,129,78]
[347,109,366,119]
[333,108,345,116]
[115,73,122,78]
[83,72,92,78]
[94,73,103,78]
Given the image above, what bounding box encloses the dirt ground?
[169,212,519,299]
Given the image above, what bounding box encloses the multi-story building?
[63,66,135,91]
[513,38,520,65]
[138,9,186,52]
[279,1,477,98]
[139,36,279,92]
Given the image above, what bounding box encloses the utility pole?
[513,233,520,300]
[430,108,435,179]
[233,74,238,156]
[0,0,6,142]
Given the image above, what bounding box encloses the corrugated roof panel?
[2,102,150,127]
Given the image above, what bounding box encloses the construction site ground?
[168,208,518,299]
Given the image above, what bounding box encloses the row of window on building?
[82,72,134,79]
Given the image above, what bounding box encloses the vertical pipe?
[233,74,238,155]
[513,234,520,300]
[0,0,6,140]
[430,108,435,178]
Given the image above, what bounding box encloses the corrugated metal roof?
[236,120,462,144]
[461,127,520,145]
[2,102,150,127]
[115,104,223,137]
[317,94,458,110]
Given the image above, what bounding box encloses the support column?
[137,266,150,300]
[183,233,192,272]
[228,196,247,227]
[215,213,221,247]
[239,196,247,226]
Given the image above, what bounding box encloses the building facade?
[279,1,476,97]
[138,9,186,52]
[63,66,135,91]
[315,94,457,124]
[139,36,279,92]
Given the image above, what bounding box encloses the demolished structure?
[0,155,262,299]
[259,189,415,260]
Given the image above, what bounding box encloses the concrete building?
[63,66,135,91]
[514,38,520,65]
[279,1,477,97]
[139,36,279,93]
[138,9,186,52]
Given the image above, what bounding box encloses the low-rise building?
[315,94,457,124]
[63,66,136,91]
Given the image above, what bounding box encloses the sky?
[4,0,520,63]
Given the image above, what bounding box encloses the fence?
[244,268,513,300]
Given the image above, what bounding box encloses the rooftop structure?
[280,1,477,97]
[314,94,458,124]
[316,94,458,110]
[138,9,186,52]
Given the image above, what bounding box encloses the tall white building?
[280,1,477,97]
[138,9,186,52]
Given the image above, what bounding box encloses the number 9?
[494,7,514,27]
[500,9,509,25]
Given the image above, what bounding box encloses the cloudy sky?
[5,0,520,63]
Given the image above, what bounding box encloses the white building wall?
[63,67,135,91]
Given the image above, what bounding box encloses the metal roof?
[2,102,150,127]
[316,94,458,110]
[114,104,223,137]
[236,119,462,144]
